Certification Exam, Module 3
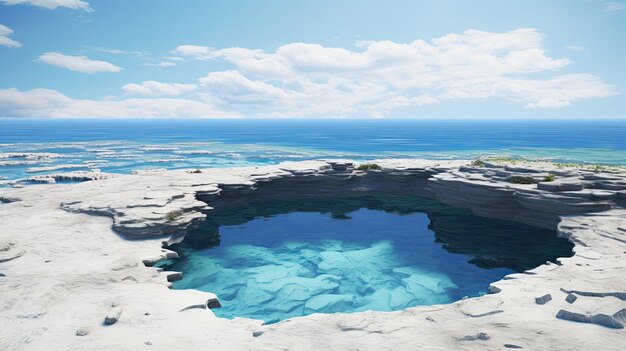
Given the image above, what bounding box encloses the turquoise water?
[1,119,625,183]
[163,195,573,324]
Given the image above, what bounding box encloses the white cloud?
[173,45,214,60]
[142,56,183,67]
[0,0,92,11]
[38,52,122,73]
[603,2,625,13]
[565,45,585,52]
[493,74,616,108]
[122,81,197,97]
[174,28,615,116]
[199,70,300,103]
[0,88,236,118]
[2,29,617,118]
[143,61,177,67]
[0,24,21,48]
[164,56,184,61]
[86,47,146,56]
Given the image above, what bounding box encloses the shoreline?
[1,159,625,350]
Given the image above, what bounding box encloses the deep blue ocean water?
[1,119,625,183]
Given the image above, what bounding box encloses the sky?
[0,0,624,119]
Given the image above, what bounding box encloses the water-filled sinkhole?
[161,195,573,324]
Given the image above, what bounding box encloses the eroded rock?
[0,196,21,203]
[0,158,625,350]
[206,298,222,309]
[556,309,624,329]
[75,327,90,336]
[535,294,552,305]
[458,332,490,341]
[0,241,24,263]
[104,306,122,325]
[165,271,183,282]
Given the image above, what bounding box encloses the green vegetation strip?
[356,163,382,171]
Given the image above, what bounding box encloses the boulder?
[206,298,222,309]
[75,327,90,336]
[535,294,552,305]
[565,294,577,304]
[104,306,122,325]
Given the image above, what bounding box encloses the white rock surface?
[104,306,122,325]
[0,159,624,350]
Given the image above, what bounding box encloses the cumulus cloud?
[0,24,21,48]
[199,70,301,103]
[2,29,617,118]
[175,28,615,116]
[0,0,92,11]
[493,74,616,109]
[38,52,122,73]
[173,45,214,60]
[122,81,197,97]
[0,88,236,118]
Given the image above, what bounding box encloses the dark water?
[162,195,573,324]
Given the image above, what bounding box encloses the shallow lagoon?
[163,196,573,324]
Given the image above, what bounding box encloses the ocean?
[1,118,625,183]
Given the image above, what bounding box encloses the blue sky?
[0,0,624,118]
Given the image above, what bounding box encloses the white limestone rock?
[0,158,624,350]
[104,306,122,325]
[75,327,91,336]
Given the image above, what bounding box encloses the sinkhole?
[160,194,574,324]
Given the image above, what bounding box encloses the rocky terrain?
[0,159,624,350]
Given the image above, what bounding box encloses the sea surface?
[1,119,625,183]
